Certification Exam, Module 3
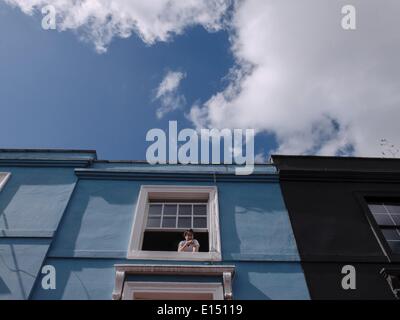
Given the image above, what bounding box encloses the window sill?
[127,250,221,262]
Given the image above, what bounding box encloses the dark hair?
[184,229,194,237]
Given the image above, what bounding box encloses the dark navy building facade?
[272,155,400,300]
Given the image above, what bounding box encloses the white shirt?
[178,239,200,252]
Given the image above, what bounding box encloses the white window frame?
[145,202,208,231]
[121,282,224,300]
[127,185,221,261]
[0,172,11,192]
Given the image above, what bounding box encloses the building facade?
[1,150,399,300]
[272,155,400,300]
[0,149,309,300]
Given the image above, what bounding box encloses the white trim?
[146,201,208,230]
[127,185,221,261]
[0,172,11,192]
[128,250,221,261]
[122,282,224,300]
[112,264,235,300]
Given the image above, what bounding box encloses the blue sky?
[1,1,400,159]
[1,2,275,160]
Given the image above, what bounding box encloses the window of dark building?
[367,198,400,254]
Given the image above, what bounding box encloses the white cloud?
[189,0,400,157]
[4,0,231,53]
[254,152,267,164]
[154,70,186,119]
[6,0,400,158]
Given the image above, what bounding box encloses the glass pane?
[392,215,400,226]
[164,204,177,216]
[178,217,191,228]
[148,204,162,216]
[146,217,161,228]
[368,204,386,214]
[162,216,176,228]
[193,204,207,216]
[179,204,192,216]
[382,229,400,241]
[385,204,400,214]
[193,217,207,228]
[373,213,394,226]
[388,241,400,254]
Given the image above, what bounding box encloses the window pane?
[373,213,394,226]
[179,204,192,216]
[162,216,176,228]
[147,217,161,228]
[178,217,191,228]
[388,241,400,254]
[382,229,400,241]
[148,204,162,216]
[368,204,386,214]
[164,204,177,216]
[392,215,400,226]
[385,204,400,214]
[193,217,207,228]
[193,204,207,216]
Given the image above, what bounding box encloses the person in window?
[178,229,200,252]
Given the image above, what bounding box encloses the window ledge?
[112,264,235,300]
[127,250,221,262]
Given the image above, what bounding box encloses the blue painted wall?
[0,167,77,233]
[31,259,308,300]
[0,238,51,299]
[0,150,310,300]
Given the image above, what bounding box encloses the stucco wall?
[31,259,309,300]
[37,174,308,299]
[0,166,78,299]
[0,238,51,300]
[0,167,77,232]
[0,156,310,300]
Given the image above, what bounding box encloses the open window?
[128,186,221,261]
[143,201,209,252]
[0,172,11,192]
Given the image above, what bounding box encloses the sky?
[0,0,400,161]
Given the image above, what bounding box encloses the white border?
[127,185,221,261]
[0,172,11,192]
[122,281,224,300]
